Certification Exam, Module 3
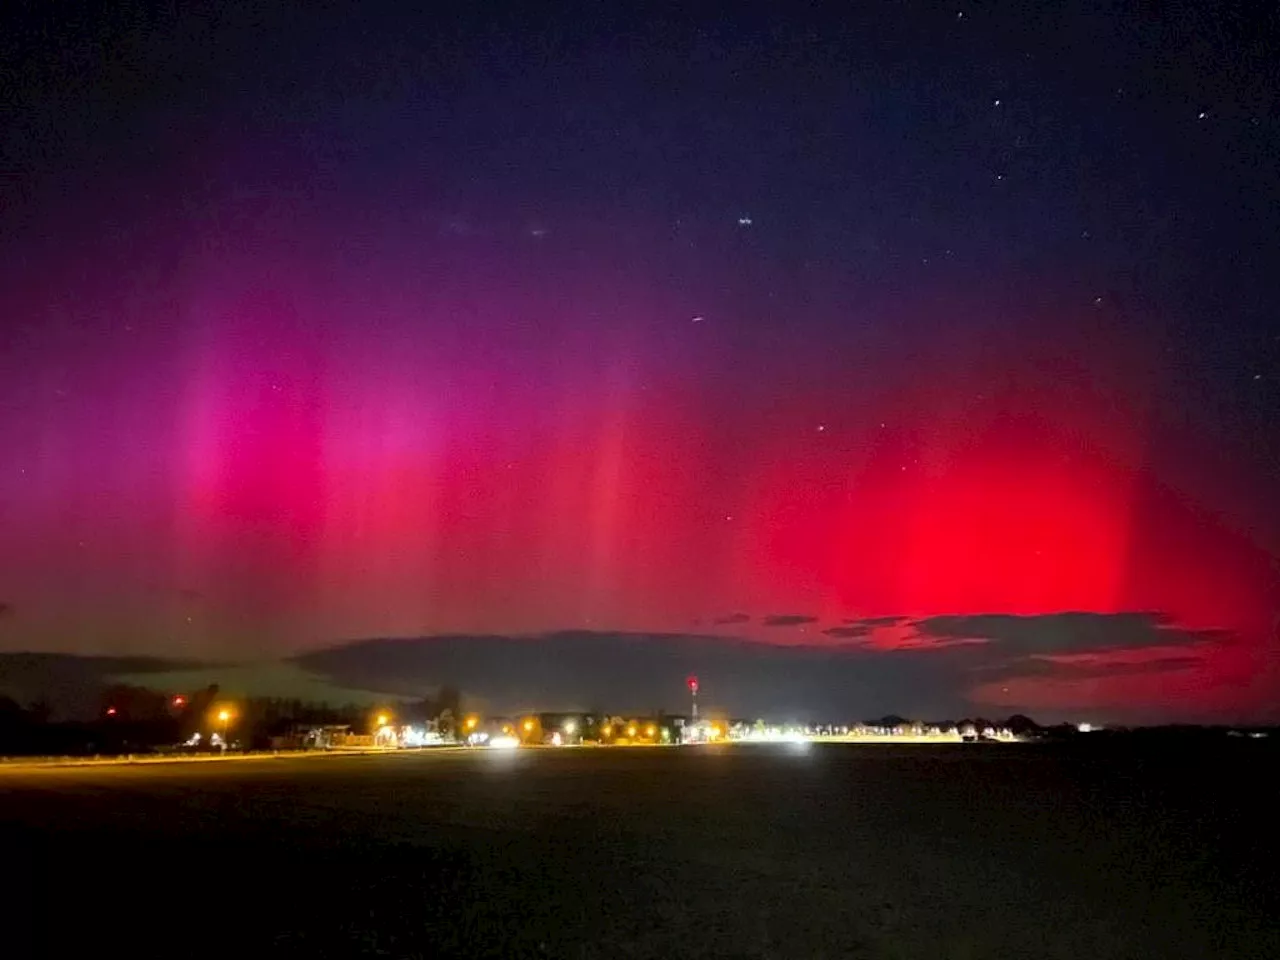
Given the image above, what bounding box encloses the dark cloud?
[822,625,871,639]
[761,614,818,627]
[974,654,1206,681]
[844,616,905,627]
[294,631,978,720]
[712,613,751,626]
[1,613,1230,724]
[915,612,1220,655]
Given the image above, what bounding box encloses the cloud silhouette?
[2,613,1235,724]
[978,654,1205,680]
[292,630,984,720]
[762,614,818,627]
[712,613,752,625]
[914,612,1219,655]
[844,616,905,627]
[822,625,871,639]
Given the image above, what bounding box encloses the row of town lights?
[103,693,714,747]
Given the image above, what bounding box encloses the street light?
[376,713,389,727]
[217,708,233,750]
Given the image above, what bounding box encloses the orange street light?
[464,715,479,731]
[215,707,234,750]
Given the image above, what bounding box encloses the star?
[1198,111,1207,120]
[993,99,1001,107]
[737,215,753,227]
[816,424,826,432]
[691,315,704,323]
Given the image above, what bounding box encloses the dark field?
[3,743,1277,959]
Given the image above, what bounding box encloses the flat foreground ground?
[2,743,1276,959]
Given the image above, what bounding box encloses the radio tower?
[687,675,699,721]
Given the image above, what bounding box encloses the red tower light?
[686,675,698,694]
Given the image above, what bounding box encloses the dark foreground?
[3,743,1276,959]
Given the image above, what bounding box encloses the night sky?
[3,3,1278,721]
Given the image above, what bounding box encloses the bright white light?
[563,720,577,735]
[1077,722,1093,733]
[400,726,442,748]
[738,727,809,744]
[467,731,490,745]
[551,732,563,746]
[489,735,520,749]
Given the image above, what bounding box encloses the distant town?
[0,674,1113,759]
[3,674,1274,761]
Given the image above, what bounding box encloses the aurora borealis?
[3,3,1277,721]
